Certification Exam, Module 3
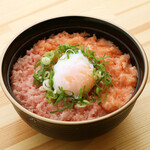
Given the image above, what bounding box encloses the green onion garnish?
[33,43,114,113]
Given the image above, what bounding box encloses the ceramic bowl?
[0,16,148,140]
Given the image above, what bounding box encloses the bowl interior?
[2,16,145,108]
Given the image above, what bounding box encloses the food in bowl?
[10,31,138,121]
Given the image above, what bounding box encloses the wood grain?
[0,0,150,149]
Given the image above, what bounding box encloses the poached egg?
[53,51,95,97]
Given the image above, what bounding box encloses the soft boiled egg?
[53,50,96,97]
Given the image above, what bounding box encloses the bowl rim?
[0,16,149,125]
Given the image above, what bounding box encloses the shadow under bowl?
[0,16,148,140]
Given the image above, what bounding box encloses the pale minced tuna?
[11,32,137,121]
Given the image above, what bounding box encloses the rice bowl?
[0,16,148,140]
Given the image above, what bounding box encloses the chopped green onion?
[44,51,55,59]
[83,100,91,104]
[39,86,46,91]
[78,88,83,99]
[41,57,50,65]
[76,99,91,108]
[94,70,103,80]
[34,59,41,69]
[43,79,51,90]
[33,43,114,113]
[96,87,100,95]
[76,103,87,108]
[44,71,50,79]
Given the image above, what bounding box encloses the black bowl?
[0,16,148,140]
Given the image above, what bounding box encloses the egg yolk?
[53,51,95,97]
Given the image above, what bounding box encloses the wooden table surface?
[0,0,150,149]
